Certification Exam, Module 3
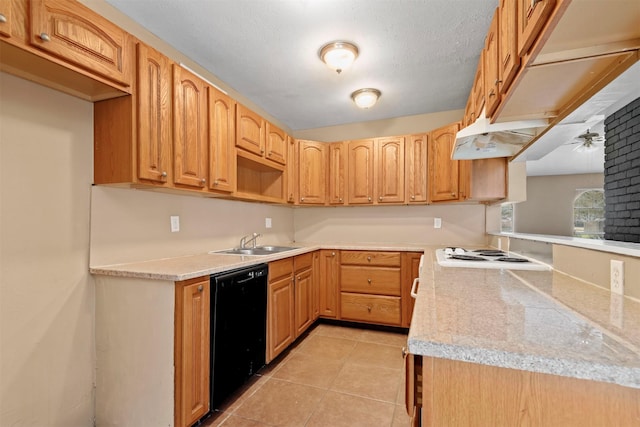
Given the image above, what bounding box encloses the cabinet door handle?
[378,196,383,201]
[0,14,7,23]
[451,192,456,197]
[200,178,206,185]
[39,32,51,42]
[367,256,372,262]
[300,197,305,202]
[368,196,372,202]
[161,171,167,178]
[331,252,336,257]
[367,278,372,284]
[339,198,343,202]
[411,278,420,298]
[489,89,496,97]
[197,285,203,292]
[411,195,415,200]
[213,180,219,186]
[367,305,372,312]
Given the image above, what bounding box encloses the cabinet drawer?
[340,251,401,267]
[340,292,401,326]
[340,266,401,296]
[269,258,293,281]
[294,252,312,272]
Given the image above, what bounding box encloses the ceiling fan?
[569,129,605,153]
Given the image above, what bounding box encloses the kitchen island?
[407,249,640,426]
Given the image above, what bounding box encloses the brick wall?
[604,97,640,242]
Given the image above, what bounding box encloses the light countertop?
[89,242,426,281]
[408,249,640,389]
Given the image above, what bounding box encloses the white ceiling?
[104,0,498,131]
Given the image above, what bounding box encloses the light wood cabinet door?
[428,122,461,203]
[376,136,405,204]
[328,141,347,205]
[499,0,520,94]
[29,0,131,88]
[175,278,210,427]
[340,293,401,326]
[468,158,507,201]
[402,252,422,327]
[265,122,287,165]
[136,43,171,185]
[472,51,485,120]
[319,250,339,318]
[267,274,295,362]
[484,8,500,118]
[463,95,475,127]
[208,86,236,193]
[348,139,375,204]
[518,0,556,56]
[173,65,208,189]
[297,140,327,205]
[294,266,313,336]
[406,134,428,204]
[286,136,297,203]
[236,103,265,157]
[0,0,12,38]
[312,251,320,320]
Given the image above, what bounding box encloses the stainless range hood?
[453,117,549,160]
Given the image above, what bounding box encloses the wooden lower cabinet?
[341,292,401,325]
[406,355,640,426]
[401,252,422,328]
[318,250,339,318]
[293,252,314,336]
[174,277,210,427]
[267,258,295,363]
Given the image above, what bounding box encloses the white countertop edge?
[406,338,640,389]
[491,232,640,258]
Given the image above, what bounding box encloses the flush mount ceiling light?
[319,41,359,74]
[351,88,381,109]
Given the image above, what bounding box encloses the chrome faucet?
[239,232,261,249]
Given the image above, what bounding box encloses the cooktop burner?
[474,250,506,257]
[449,254,488,261]
[496,257,530,263]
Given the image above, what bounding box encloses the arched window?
[573,189,605,239]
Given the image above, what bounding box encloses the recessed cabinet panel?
[499,0,520,94]
[428,122,461,203]
[484,8,500,118]
[328,142,347,205]
[472,51,485,120]
[266,122,287,165]
[406,134,428,204]
[297,140,327,205]
[518,0,556,56]
[376,137,405,204]
[236,104,265,156]
[173,65,208,189]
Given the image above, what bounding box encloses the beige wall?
[294,204,487,246]
[293,109,463,142]
[90,187,295,265]
[515,173,604,236]
[0,73,95,426]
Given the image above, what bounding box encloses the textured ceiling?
[105,0,498,130]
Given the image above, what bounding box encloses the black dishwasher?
[210,263,268,409]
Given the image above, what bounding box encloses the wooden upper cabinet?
[463,94,475,127]
[484,8,500,118]
[518,0,556,56]
[29,0,131,88]
[174,277,210,427]
[499,0,520,95]
[328,141,347,205]
[0,0,12,38]
[265,122,287,165]
[472,50,485,120]
[286,136,297,203]
[468,158,507,201]
[136,43,172,185]
[428,122,461,203]
[208,86,236,193]
[297,140,327,205]
[236,104,265,157]
[406,134,428,204]
[173,65,208,189]
[348,139,375,204]
[376,136,405,204]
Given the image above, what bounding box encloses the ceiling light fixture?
[351,88,381,109]
[319,41,359,74]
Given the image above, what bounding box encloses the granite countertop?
[89,242,426,281]
[408,250,640,389]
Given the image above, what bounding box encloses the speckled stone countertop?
[408,250,640,389]
[89,242,426,281]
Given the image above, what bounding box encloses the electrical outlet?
[170,216,180,233]
[434,217,442,229]
[610,260,624,295]
[265,218,272,228]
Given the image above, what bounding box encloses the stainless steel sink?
[211,246,298,256]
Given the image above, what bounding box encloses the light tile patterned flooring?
[202,323,411,427]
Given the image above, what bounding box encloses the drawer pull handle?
[411,278,420,298]
[331,252,336,256]
[367,305,372,312]
[161,171,167,178]
[39,32,51,42]
[0,14,6,23]
[367,256,372,262]
[197,285,203,292]
[367,278,372,284]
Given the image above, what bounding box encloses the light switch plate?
[265,218,272,228]
[170,216,180,233]
[434,218,442,229]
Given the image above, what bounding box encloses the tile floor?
[201,323,411,427]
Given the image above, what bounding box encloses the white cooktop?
[435,248,551,271]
